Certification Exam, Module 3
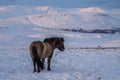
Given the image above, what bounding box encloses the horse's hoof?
[37,71,40,73]
[41,68,44,70]
[33,70,36,73]
[33,71,35,73]
[47,68,51,71]
[41,67,45,70]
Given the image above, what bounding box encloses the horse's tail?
[29,41,43,59]
[30,45,37,59]
[29,41,44,70]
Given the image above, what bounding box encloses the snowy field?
[0,45,120,80]
[0,1,120,80]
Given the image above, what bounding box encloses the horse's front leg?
[47,52,53,71]
[47,58,51,71]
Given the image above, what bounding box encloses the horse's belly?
[42,50,52,58]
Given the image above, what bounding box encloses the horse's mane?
[43,37,64,43]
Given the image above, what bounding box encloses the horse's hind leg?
[32,59,37,73]
[36,58,41,73]
[41,58,45,70]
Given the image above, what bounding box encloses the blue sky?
[0,0,120,8]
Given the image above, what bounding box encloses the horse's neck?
[43,42,55,50]
[44,42,56,49]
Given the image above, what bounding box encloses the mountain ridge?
[0,6,120,31]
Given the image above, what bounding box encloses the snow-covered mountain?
[0,6,120,30]
[28,7,120,30]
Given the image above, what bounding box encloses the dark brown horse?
[29,37,65,73]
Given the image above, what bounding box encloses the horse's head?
[56,37,65,51]
[43,37,65,51]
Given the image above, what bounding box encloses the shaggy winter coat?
[29,37,65,73]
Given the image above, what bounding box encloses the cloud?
[0,7,8,11]
[0,5,20,12]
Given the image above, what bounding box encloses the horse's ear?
[62,38,64,41]
[43,38,49,42]
[59,37,64,41]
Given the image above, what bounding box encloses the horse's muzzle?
[61,48,65,51]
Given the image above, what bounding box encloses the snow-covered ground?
[0,4,120,80]
[0,44,120,80]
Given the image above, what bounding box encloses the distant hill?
[0,6,120,33]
